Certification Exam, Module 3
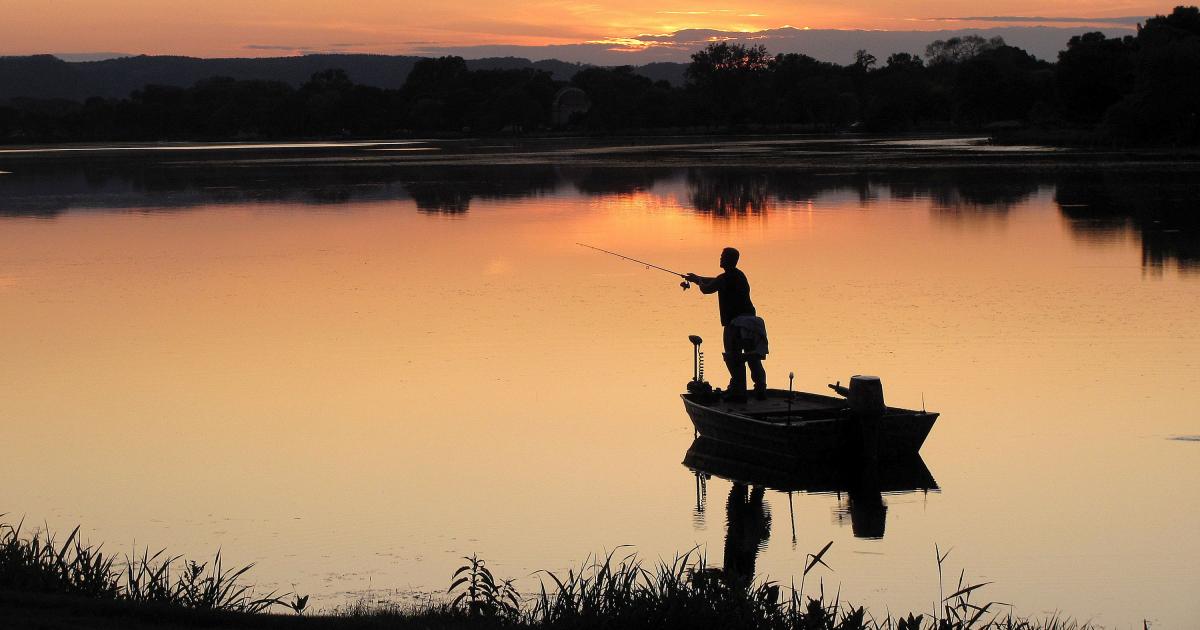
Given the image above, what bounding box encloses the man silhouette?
[686,247,767,402]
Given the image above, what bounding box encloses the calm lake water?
[2,137,1198,627]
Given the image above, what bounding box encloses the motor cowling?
[847,375,885,416]
[830,375,886,415]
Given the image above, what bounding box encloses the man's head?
[720,247,740,270]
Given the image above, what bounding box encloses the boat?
[680,335,938,458]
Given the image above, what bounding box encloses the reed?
[0,519,117,599]
[435,544,1102,630]
[1,516,1112,629]
[0,515,282,613]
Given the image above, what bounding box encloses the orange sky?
[0,0,1160,57]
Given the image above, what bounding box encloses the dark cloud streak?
[923,15,1147,24]
[244,44,350,55]
[245,44,309,51]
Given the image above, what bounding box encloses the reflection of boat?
[681,336,937,458]
[684,437,938,539]
[683,438,938,495]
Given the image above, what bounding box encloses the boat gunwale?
[681,391,938,430]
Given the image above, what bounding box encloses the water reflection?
[721,483,771,589]
[1,155,1197,271]
[1056,172,1200,272]
[687,170,773,216]
[558,166,665,196]
[926,176,1042,218]
[405,167,560,214]
[685,437,939,583]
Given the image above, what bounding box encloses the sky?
[0,0,1158,60]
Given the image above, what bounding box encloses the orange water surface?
[1,147,1197,627]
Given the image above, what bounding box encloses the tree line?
[1,6,1197,145]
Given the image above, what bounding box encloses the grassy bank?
[1,518,1106,629]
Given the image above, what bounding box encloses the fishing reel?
[680,279,691,291]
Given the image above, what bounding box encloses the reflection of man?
[686,247,767,402]
[723,483,771,589]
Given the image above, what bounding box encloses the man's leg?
[722,324,747,395]
[747,356,767,393]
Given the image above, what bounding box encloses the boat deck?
[692,389,848,419]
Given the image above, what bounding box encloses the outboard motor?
[830,375,886,461]
[829,375,885,415]
[686,335,714,399]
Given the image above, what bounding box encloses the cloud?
[920,15,1147,25]
[243,44,349,55]
[244,44,309,51]
[413,23,1138,66]
[657,9,735,15]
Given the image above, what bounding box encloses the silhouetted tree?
[885,52,925,70]
[925,35,1007,65]
[401,56,471,130]
[1056,32,1136,123]
[403,56,470,98]
[769,53,849,126]
[853,49,878,71]
[468,69,556,130]
[952,45,1053,124]
[1104,6,1200,144]
[863,53,939,130]
[571,66,679,129]
[686,43,775,125]
[687,42,774,76]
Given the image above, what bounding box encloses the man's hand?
[684,273,702,283]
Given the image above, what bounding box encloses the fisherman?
[685,247,767,402]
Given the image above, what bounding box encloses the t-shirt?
[714,268,756,326]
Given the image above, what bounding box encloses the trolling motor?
[686,335,714,398]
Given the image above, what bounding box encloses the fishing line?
[576,242,692,289]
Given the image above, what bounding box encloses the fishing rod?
[576,242,693,290]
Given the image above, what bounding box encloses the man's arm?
[685,273,724,294]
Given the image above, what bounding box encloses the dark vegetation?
[0,6,1197,145]
[2,518,1104,629]
[0,518,283,613]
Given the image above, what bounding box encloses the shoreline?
[1,134,1199,171]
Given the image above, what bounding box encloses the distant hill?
[0,54,424,101]
[464,56,588,79]
[632,62,688,86]
[0,53,686,102]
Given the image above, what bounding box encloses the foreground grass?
[1,517,1107,629]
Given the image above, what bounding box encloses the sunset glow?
[1,0,1158,58]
